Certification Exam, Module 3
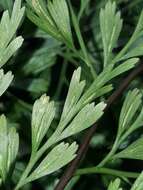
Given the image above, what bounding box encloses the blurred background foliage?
[0,0,143,189]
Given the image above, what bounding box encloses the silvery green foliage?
[32,95,56,151]
[27,142,78,181]
[22,36,61,75]
[25,67,106,184]
[99,89,143,167]
[60,102,105,139]
[117,11,143,62]
[0,0,24,184]
[96,0,143,82]
[1,0,143,189]
[20,2,143,187]
[131,172,143,190]
[108,172,143,190]
[107,178,122,190]
[113,89,143,160]
[0,0,25,67]
[0,115,19,182]
[26,0,73,47]
[26,0,141,81]
[118,89,143,139]
[100,1,123,67]
[0,70,13,96]
[14,67,107,189]
[78,0,90,19]
[99,1,143,67]
[114,137,143,160]
[0,0,24,96]
[15,65,106,190]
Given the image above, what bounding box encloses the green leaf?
[26,78,48,94]
[131,11,143,43]
[60,67,85,122]
[57,67,106,135]
[26,0,61,40]
[113,11,143,63]
[127,107,143,134]
[0,115,19,181]
[114,137,143,160]
[117,105,143,147]
[119,45,143,61]
[11,0,24,28]
[17,67,107,185]
[27,142,78,181]
[91,84,113,99]
[0,115,8,181]
[85,58,135,102]
[7,127,19,173]
[0,36,23,67]
[107,178,122,190]
[78,0,90,20]
[131,172,143,190]
[108,58,139,80]
[48,0,73,47]
[0,0,24,67]
[112,88,143,147]
[0,70,13,96]
[32,94,56,151]
[26,0,73,47]
[119,105,143,146]
[16,63,139,187]
[82,58,137,104]
[81,65,114,104]
[100,1,123,67]
[97,89,143,167]
[60,102,106,139]
[22,37,60,75]
[118,89,142,136]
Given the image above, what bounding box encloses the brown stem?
[55,63,143,190]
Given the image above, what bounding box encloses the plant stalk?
[76,167,139,179]
[55,63,143,190]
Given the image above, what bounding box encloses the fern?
[0,115,19,182]
[107,172,143,190]
[0,0,143,189]
[0,0,24,96]
[107,178,122,190]
[0,0,24,186]
[14,67,106,189]
[95,89,143,167]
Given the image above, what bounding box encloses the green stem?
[112,15,140,64]
[54,60,68,100]
[97,137,119,167]
[76,167,139,179]
[14,131,60,190]
[58,51,78,67]
[78,0,90,20]
[14,153,36,190]
[112,39,133,64]
[15,95,85,189]
[69,2,97,79]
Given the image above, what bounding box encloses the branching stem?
[76,167,139,179]
[55,63,143,190]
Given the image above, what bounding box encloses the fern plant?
[0,0,143,189]
[107,172,143,190]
